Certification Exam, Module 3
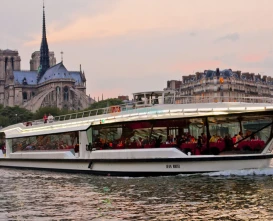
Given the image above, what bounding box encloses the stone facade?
[0,49,92,112]
[165,69,273,103]
[0,5,94,112]
[30,51,56,71]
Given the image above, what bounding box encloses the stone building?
[0,5,93,112]
[165,68,273,103]
[30,51,56,71]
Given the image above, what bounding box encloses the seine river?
[0,167,273,220]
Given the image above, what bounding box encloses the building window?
[63,86,69,101]
[11,57,14,70]
[56,86,60,94]
[23,92,27,100]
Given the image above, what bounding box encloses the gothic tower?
[37,3,50,82]
[0,49,21,105]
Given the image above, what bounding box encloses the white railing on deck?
[173,96,273,104]
[29,96,273,126]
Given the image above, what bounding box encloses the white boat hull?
[0,154,272,176]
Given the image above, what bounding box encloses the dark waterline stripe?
[0,153,272,163]
[0,165,213,177]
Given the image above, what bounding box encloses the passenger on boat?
[189,135,196,143]
[136,137,143,147]
[224,134,233,151]
[74,144,79,153]
[250,133,255,140]
[236,132,243,143]
[142,136,149,146]
[155,135,163,147]
[43,114,48,123]
[231,134,237,148]
[124,138,130,148]
[131,139,138,148]
[176,135,182,147]
[209,134,218,142]
[232,134,237,145]
[166,135,173,144]
[48,113,54,123]
[103,142,110,149]
[197,136,202,148]
[25,121,32,126]
[150,138,156,146]
[1,142,6,154]
[201,133,207,144]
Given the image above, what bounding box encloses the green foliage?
[33,106,78,120]
[0,116,10,128]
[87,98,123,110]
[33,107,65,120]
[0,99,125,127]
[0,106,33,127]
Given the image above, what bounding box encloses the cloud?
[6,0,273,99]
[24,0,257,47]
[171,60,223,73]
[241,52,268,63]
[189,32,197,37]
[214,33,240,43]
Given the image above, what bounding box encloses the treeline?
[0,98,124,127]
[86,98,123,110]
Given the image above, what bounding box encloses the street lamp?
[15,114,18,123]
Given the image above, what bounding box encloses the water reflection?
[0,168,273,220]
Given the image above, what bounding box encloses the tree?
[0,106,33,126]
[87,98,123,110]
[33,107,62,120]
[0,116,11,128]
[33,106,76,120]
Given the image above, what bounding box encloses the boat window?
[11,131,79,152]
[86,127,92,144]
[208,114,272,153]
[0,132,5,152]
[91,118,206,150]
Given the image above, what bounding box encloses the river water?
[0,168,273,220]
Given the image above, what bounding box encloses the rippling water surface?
[0,168,273,220]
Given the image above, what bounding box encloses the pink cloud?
[241,53,268,63]
[25,0,273,47]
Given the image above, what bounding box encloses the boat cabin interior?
[90,112,272,155]
[2,109,273,157]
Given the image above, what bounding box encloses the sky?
[1,0,273,100]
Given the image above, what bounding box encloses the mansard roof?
[204,69,234,79]
[14,71,38,85]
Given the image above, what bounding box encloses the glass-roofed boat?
[0,91,273,176]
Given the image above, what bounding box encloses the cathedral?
[0,5,93,112]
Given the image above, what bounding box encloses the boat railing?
[28,95,273,126]
[28,101,152,125]
[172,95,273,104]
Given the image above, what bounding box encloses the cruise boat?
[0,91,273,176]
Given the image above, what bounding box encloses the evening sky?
[0,0,272,99]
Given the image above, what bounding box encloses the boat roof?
[1,102,273,138]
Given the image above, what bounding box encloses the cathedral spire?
[38,1,50,81]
